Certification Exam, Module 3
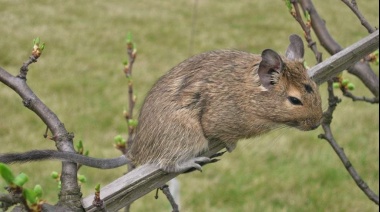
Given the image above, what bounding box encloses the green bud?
[51,171,59,179]
[347,83,355,90]
[78,174,87,183]
[23,188,37,204]
[128,119,138,127]
[33,184,43,198]
[341,79,349,86]
[333,82,340,89]
[84,150,89,156]
[13,173,28,187]
[95,184,101,192]
[0,163,15,185]
[114,135,124,143]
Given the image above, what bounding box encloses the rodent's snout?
[309,122,320,130]
[297,117,322,131]
[306,116,322,131]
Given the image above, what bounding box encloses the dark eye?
[288,96,303,105]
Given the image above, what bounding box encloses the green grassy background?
[0,0,378,211]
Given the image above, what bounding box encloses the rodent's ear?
[285,34,304,61]
[258,49,284,89]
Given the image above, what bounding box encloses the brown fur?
[129,43,322,172]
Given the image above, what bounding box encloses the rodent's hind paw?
[173,156,209,173]
[181,156,222,173]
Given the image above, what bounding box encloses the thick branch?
[81,141,225,211]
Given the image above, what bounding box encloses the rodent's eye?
[288,96,303,106]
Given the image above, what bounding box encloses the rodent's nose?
[310,124,320,130]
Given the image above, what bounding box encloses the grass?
[0,0,379,211]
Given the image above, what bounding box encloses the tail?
[0,150,130,169]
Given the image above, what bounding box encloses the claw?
[210,151,227,159]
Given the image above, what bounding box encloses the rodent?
[0,34,323,173]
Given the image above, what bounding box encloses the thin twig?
[319,81,379,205]
[18,55,38,80]
[123,41,137,156]
[341,89,379,103]
[159,185,179,212]
[341,0,376,33]
[122,38,137,212]
[290,0,322,63]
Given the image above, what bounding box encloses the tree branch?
[0,58,82,210]
[341,0,377,33]
[300,0,379,98]
[341,89,379,103]
[157,185,179,212]
[318,81,379,205]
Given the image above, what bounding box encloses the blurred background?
[0,0,378,211]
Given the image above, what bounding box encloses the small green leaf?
[33,184,43,198]
[0,163,15,185]
[23,188,37,204]
[40,43,45,51]
[285,0,292,11]
[126,32,133,44]
[33,37,40,45]
[76,140,83,149]
[84,150,89,156]
[13,173,29,187]
[304,10,311,21]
